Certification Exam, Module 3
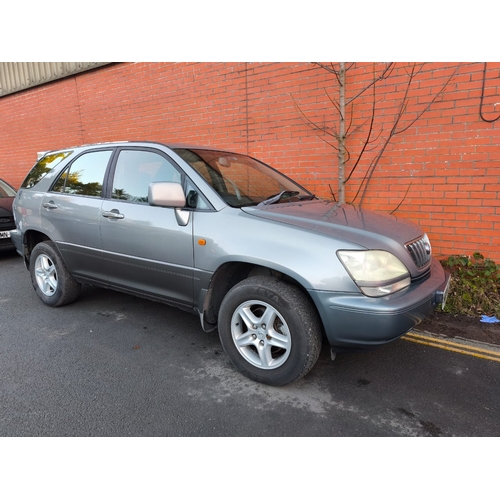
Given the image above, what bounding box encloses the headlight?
[337,250,411,297]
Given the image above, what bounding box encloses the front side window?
[52,150,112,197]
[111,150,182,203]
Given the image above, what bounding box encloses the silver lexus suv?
[11,142,450,386]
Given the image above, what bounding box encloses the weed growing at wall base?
[440,253,500,317]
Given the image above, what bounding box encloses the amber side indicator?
[198,239,207,246]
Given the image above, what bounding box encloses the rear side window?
[21,151,73,189]
[52,150,112,197]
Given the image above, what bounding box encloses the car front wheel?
[29,241,81,307]
[218,276,322,386]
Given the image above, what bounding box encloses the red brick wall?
[1,62,499,260]
[341,63,500,260]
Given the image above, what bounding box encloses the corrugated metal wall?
[0,62,112,97]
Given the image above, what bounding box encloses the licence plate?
[0,231,11,239]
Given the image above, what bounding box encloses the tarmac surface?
[1,248,499,437]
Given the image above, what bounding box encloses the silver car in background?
[11,142,450,386]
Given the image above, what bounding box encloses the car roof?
[41,141,230,157]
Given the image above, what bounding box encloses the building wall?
[0,62,499,260]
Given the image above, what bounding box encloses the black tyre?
[218,276,322,386]
[29,241,81,307]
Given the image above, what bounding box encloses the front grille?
[406,235,432,269]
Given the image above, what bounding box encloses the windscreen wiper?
[257,190,317,206]
[258,190,300,206]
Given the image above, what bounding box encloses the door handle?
[42,201,58,209]
[102,210,125,220]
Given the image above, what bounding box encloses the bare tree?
[294,62,460,209]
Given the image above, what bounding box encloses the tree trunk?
[338,62,346,204]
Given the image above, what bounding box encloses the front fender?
[193,208,361,293]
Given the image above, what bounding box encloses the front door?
[100,148,194,306]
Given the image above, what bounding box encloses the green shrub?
[440,252,500,317]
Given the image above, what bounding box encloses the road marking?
[402,331,500,363]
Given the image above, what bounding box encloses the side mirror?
[148,182,186,208]
[186,190,198,208]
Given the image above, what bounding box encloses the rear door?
[99,147,195,306]
[41,149,113,278]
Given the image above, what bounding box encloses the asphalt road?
[1,248,499,437]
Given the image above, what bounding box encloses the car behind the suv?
[11,141,450,385]
[0,178,16,250]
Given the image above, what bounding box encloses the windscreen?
[173,148,313,208]
[0,179,16,197]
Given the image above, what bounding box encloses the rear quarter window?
[21,151,73,189]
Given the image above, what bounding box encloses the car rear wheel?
[30,241,81,307]
[218,276,322,386]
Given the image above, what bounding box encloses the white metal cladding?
[0,62,112,97]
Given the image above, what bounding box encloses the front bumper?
[309,258,450,349]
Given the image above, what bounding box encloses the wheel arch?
[200,261,322,333]
[22,229,52,267]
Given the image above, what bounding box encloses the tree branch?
[355,63,460,205]
[291,94,341,147]
[314,62,341,86]
[345,62,395,106]
[345,66,378,184]
[390,182,413,214]
[395,64,460,135]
